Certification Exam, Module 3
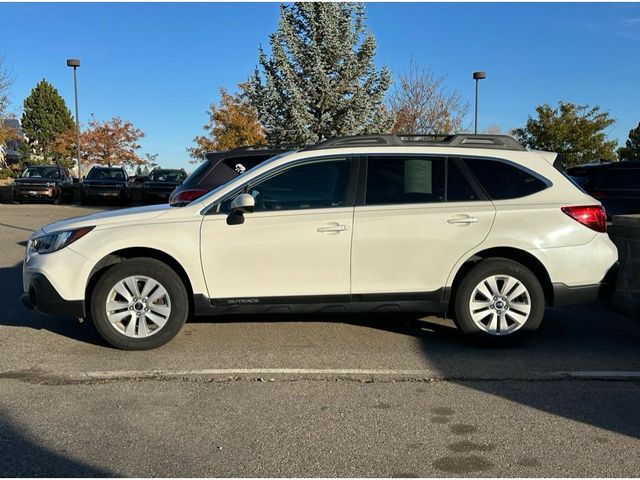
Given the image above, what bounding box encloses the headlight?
[29,226,94,255]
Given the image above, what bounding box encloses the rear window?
[182,154,274,190]
[202,154,274,188]
[181,160,210,188]
[598,168,640,190]
[463,158,548,200]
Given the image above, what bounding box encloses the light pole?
[66,59,82,178]
[472,71,486,134]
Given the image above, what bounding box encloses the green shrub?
[0,168,15,180]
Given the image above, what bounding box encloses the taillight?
[169,188,208,205]
[561,205,607,233]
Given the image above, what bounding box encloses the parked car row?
[12,165,188,206]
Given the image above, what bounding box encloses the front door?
[200,157,356,300]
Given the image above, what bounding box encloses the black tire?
[453,258,545,346]
[90,258,189,350]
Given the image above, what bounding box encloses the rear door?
[350,155,495,295]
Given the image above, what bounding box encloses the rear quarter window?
[463,158,549,200]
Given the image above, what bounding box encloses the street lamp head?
[473,71,487,80]
[66,59,80,68]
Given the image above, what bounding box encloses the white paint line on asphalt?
[73,369,640,381]
[78,368,438,379]
[555,371,640,378]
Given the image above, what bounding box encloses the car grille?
[17,183,51,192]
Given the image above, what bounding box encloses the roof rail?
[205,144,301,157]
[302,134,526,152]
[232,143,301,151]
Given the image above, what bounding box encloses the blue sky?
[1,2,639,170]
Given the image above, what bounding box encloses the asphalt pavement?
[1,204,640,477]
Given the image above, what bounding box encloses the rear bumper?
[21,273,85,318]
[552,262,619,307]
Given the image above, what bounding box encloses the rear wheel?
[453,258,545,345]
[90,258,188,350]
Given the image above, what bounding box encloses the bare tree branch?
[389,59,469,135]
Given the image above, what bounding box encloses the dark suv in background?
[81,166,129,205]
[169,146,294,206]
[13,165,74,204]
[568,161,640,219]
[142,168,187,204]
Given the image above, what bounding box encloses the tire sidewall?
[454,258,545,344]
[91,258,188,350]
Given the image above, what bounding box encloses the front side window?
[221,158,351,213]
[463,158,549,200]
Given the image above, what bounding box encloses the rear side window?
[598,168,640,190]
[463,158,548,200]
[365,156,479,205]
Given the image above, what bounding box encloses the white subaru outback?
[22,134,618,349]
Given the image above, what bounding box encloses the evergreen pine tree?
[247,2,392,145]
[21,79,75,164]
[618,122,640,161]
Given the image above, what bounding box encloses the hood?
[144,181,180,188]
[42,204,173,234]
[14,177,60,184]
[83,179,127,185]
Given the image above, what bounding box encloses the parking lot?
[1,204,640,476]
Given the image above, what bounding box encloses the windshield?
[148,170,184,182]
[87,168,125,181]
[22,166,60,179]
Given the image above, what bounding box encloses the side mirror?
[227,193,255,225]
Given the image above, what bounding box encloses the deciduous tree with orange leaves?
[187,83,265,163]
[81,116,145,168]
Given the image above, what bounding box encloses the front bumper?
[14,188,58,199]
[21,272,85,317]
[552,262,619,307]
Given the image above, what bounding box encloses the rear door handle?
[447,215,479,225]
[317,224,349,233]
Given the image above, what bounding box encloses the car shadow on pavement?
[415,303,640,440]
[0,410,113,477]
[0,263,108,347]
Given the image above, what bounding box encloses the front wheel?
[90,258,188,350]
[453,258,545,345]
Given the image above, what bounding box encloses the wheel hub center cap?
[134,302,144,311]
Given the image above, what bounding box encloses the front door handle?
[447,215,479,225]
[317,224,350,233]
